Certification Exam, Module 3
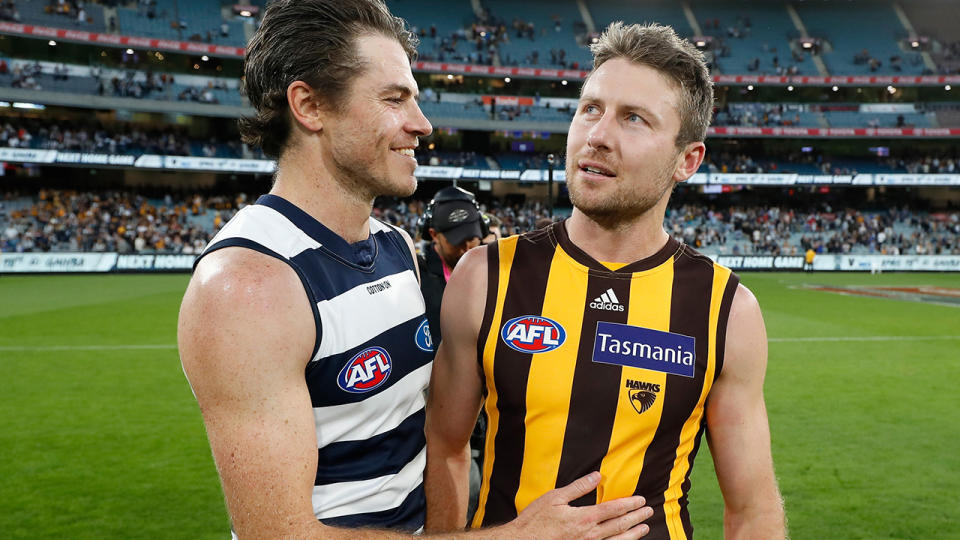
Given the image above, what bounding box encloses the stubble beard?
[567,157,676,230]
[331,146,417,202]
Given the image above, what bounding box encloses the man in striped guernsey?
[179,1,654,538]
[425,22,787,539]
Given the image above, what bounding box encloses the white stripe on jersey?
[314,362,430,447]
[368,218,395,234]
[208,204,321,258]
[314,269,426,359]
[312,447,426,520]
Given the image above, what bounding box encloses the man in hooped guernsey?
[425,22,787,540]
[177,1,654,538]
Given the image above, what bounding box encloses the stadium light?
[747,85,754,91]
[887,85,897,94]
[787,85,794,91]
[832,86,839,92]
[239,10,252,17]
[126,49,134,54]
[561,80,568,85]
[446,74,453,80]
[946,85,952,91]
[201,55,209,61]
[504,77,511,83]
[48,40,57,46]
[911,40,920,48]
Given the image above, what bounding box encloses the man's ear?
[673,141,706,183]
[286,80,325,133]
[427,228,439,242]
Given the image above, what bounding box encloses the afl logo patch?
[337,347,392,393]
[500,315,566,353]
[415,319,434,352]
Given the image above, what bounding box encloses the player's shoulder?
[188,247,304,319]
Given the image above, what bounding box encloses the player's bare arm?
[424,247,655,540]
[424,246,487,531]
[179,248,414,539]
[706,284,787,540]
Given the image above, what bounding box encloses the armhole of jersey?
[379,220,417,274]
[196,238,323,362]
[713,271,740,381]
[475,242,499,370]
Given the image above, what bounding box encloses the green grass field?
[1,272,959,539]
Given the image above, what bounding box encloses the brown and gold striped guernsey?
[472,220,739,540]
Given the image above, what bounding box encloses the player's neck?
[566,207,670,265]
[271,149,373,244]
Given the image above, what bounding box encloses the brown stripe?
[475,243,500,371]
[554,274,632,506]
[714,272,740,380]
[633,250,713,539]
[481,230,557,526]
[552,219,679,273]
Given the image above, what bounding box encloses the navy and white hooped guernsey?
[195,194,433,532]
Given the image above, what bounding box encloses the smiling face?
[565,58,687,227]
[319,33,433,200]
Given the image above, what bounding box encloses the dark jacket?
[417,244,447,345]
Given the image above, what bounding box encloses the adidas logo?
[589,288,625,311]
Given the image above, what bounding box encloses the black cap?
[433,200,483,246]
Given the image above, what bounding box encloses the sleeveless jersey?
[196,194,433,532]
[472,220,739,540]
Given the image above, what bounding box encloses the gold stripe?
[596,262,675,502]
[513,249,589,512]
[471,237,519,528]
[663,264,732,540]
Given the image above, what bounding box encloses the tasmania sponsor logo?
[337,347,392,393]
[593,322,696,378]
[625,379,661,414]
[500,315,566,353]
[415,319,434,352]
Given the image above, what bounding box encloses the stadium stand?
[14,0,107,32]
[3,189,957,256]
[1,0,958,75]
[114,0,246,47]
[794,1,925,75]
[481,0,590,69]
[389,0,490,64]
[0,117,253,158]
[1,0,958,264]
[689,1,807,75]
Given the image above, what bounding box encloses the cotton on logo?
[500,315,566,353]
[337,347,392,393]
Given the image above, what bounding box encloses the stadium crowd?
[2,190,957,257]
[0,117,255,158]
[0,190,240,254]
[665,204,960,256]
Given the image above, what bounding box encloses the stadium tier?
[2,189,958,256]
[0,1,959,75]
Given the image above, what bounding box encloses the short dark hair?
[590,22,713,148]
[239,0,418,159]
